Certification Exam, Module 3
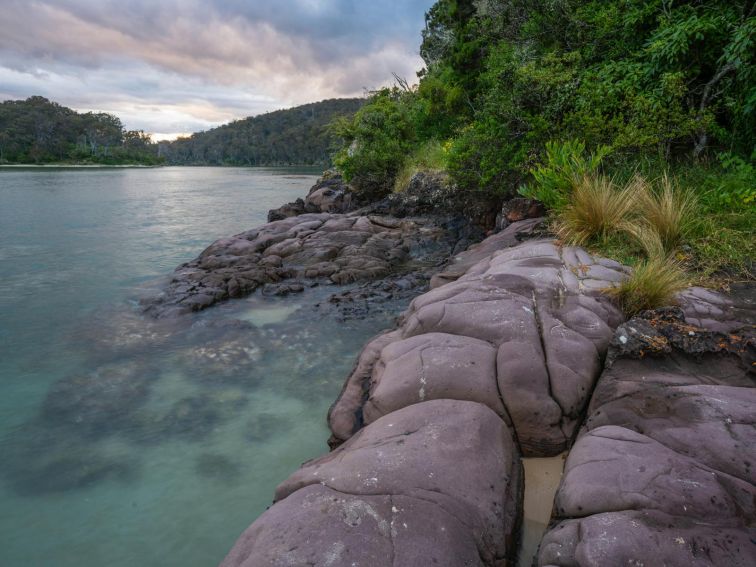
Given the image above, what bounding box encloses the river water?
[0,167,400,566]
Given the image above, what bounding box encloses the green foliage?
[703,152,756,208]
[0,96,162,165]
[520,140,610,209]
[331,0,754,275]
[394,140,449,192]
[162,98,363,166]
[332,89,416,200]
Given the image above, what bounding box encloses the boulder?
[223,400,522,566]
[267,173,356,221]
[495,197,546,231]
[220,485,485,567]
[539,510,756,567]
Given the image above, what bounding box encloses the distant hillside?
[0,96,161,165]
[160,98,364,166]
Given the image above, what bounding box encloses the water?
[0,167,400,566]
[518,455,566,566]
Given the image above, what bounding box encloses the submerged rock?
[41,361,154,435]
[0,422,136,496]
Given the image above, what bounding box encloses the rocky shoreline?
[152,173,754,566]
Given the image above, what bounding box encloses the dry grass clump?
[607,254,688,316]
[633,173,697,252]
[551,172,696,315]
[555,174,639,245]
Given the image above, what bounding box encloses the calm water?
[0,167,398,566]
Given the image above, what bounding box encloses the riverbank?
[162,172,754,566]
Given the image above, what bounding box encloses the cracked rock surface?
[142,213,460,317]
[538,308,756,566]
[221,400,521,567]
[328,237,626,456]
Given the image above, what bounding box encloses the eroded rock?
[329,237,626,456]
[222,399,522,566]
[143,212,459,317]
[538,308,756,566]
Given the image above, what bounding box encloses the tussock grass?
[607,254,688,316]
[634,173,697,252]
[555,175,639,245]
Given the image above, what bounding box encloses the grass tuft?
[607,254,688,316]
[634,173,697,252]
[556,174,639,245]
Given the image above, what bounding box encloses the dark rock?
[143,212,462,317]
[366,171,499,230]
[267,172,357,221]
[266,198,305,222]
[495,197,547,231]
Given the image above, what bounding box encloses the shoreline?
[195,175,755,566]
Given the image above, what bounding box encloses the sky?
[0,0,434,140]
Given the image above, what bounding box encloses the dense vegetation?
[161,98,364,166]
[332,0,755,290]
[0,97,162,165]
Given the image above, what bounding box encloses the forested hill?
[0,96,161,165]
[160,98,364,166]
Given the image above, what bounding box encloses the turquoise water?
[0,167,397,566]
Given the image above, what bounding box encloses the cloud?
[0,0,433,137]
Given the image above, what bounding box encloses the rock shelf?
[207,210,754,566]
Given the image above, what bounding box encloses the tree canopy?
[160,98,364,166]
[334,0,755,198]
[0,96,162,165]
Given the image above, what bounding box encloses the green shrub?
[520,140,611,210]
[332,89,416,200]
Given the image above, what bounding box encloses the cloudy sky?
[0,0,434,139]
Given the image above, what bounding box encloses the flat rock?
[554,425,755,522]
[143,212,458,317]
[539,309,755,566]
